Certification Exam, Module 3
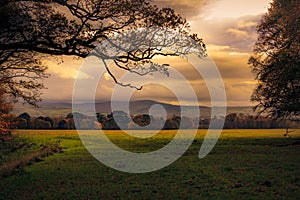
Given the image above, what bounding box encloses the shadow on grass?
[0,142,63,178]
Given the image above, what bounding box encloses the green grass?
[0,129,300,199]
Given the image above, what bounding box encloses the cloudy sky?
[43,0,272,106]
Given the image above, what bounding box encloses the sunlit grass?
[12,128,300,138]
[0,129,299,199]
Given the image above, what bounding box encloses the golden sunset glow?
[43,0,272,106]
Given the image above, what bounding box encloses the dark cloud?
[192,14,262,52]
[153,0,215,19]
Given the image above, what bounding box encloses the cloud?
[226,28,249,38]
[225,81,256,106]
[41,45,257,106]
[237,21,258,28]
[153,0,215,19]
[44,56,93,80]
[42,73,75,102]
[200,0,270,20]
[229,52,249,56]
[190,14,262,52]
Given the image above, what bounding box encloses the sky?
[43,0,272,106]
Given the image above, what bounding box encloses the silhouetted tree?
[28,118,51,129]
[18,113,31,121]
[37,116,54,128]
[1,0,207,133]
[14,117,28,129]
[0,0,206,90]
[58,118,75,129]
[249,0,300,119]
[132,114,152,127]
[101,111,130,130]
[96,113,107,123]
[44,117,54,128]
[163,115,180,130]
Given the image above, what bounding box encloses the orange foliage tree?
[0,87,13,139]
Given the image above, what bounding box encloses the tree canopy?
[249,0,300,119]
[0,0,206,102]
[0,0,206,136]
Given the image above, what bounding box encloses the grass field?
[0,129,300,199]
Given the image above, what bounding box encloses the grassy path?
[0,129,299,199]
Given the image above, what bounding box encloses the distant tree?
[37,116,54,128]
[102,118,120,130]
[180,116,194,129]
[14,112,31,129]
[14,117,28,129]
[100,111,130,130]
[198,118,209,129]
[18,112,31,121]
[44,117,54,128]
[132,114,152,127]
[96,113,107,124]
[58,119,68,130]
[163,115,180,130]
[224,113,234,129]
[28,118,51,129]
[66,113,74,119]
[79,118,95,130]
[249,0,300,119]
[58,118,75,130]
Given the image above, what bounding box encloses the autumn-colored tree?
[249,0,300,119]
[0,87,13,139]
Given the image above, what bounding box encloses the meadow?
[0,129,299,199]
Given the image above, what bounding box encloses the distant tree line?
[10,111,300,130]
[199,113,299,129]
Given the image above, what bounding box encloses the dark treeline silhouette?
[200,113,299,129]
[11,111,300,130]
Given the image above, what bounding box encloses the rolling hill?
[12,100,254,118]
